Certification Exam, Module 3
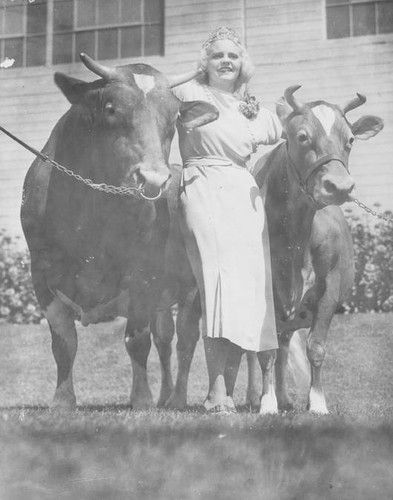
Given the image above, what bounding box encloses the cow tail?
[287,329,311,394]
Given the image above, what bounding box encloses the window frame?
[0,0,164,69]
[326,0,393,39]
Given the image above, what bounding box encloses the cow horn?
[167,68,202,88]
[79,53,116,80]
[342,93,367,114]
[284,85,304,112]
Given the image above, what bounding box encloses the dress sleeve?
[171,81,198,102]
[251,107,283,146]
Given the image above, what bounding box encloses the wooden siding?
[0,0,392,238]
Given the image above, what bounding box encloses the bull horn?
[284,85,304,112]
[167,68,202,88]
[79,53,116,80]
[342,93,367,114]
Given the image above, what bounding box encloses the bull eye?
[104,102,116,116]
[297,131,309,144]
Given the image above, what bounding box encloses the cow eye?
[297,131,309,144]
[346,136,355,148]
[104,103,116,115]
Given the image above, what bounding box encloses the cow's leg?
[306,301,335,414]
[165,291,200,409]
[258,349,278,415]
[245,352,261,410]
[124,322,154,409]
[153,308,175,407]
[275,332,295,411]
[45,296,78,409]
[224,344,243,410]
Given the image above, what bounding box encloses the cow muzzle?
[313,163,355,206]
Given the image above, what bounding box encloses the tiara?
[202,26,241,49]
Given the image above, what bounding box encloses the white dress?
[173,81,282,352]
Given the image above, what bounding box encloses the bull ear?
[275,96,293,124]
[179,101,219,131]
[351,115,384,140]
[54,72,87,104]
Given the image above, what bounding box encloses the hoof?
[259,393,278,415]
[278,401,294,412]
[164,393,187,410]
[307,388,329,415]
[52,394,76,411]
[245,392,261,411]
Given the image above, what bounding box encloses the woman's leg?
[203,337,230,410]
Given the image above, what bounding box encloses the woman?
[173,27,282,414]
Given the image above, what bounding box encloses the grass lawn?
[0,313,393,499]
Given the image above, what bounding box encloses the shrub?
[0,229,43,324]
[343,205,393,313]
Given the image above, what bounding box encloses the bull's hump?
[133,73,156,96]
[311,105,336,136]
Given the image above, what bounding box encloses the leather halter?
[286,145,349,208]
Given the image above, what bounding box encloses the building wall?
[0,0,392,238]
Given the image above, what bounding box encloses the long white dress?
[174,81,282,352]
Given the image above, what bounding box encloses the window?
[0,0,47,68]
[326,0,393,39]
[0,0,164,68]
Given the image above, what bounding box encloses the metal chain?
[45,155,144,197]
[352,197,393,224]
[43,154,163,201]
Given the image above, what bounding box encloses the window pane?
[75,30,95,59]
[353,3,376,36]
[326,0,348,4]
[76,0,96,27]
[4,5,23,35]
[27,1,47,35]
[327,6,350,38]
[4,37,23,67]
[26,35,46,66]
[144,24,162,55]
[98,28,118,59]
[54,0,74,32]
[121,0,141,23]
[144,0,162,24]
[378,1,393,33]
[53,33,72,64]
[98,0,119,25]
[120,26,141,57]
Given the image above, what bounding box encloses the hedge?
[0,206,392,323]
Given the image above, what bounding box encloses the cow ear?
[275,96,292,124]
[351,115,384,140]
[179,101,219,130]
[54,72,87,104]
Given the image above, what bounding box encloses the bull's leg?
[45,296,78,409]
[165,292,200,409]
[153,309,175,407]
[258,349,278,415]
[124,322,154,409]
[245,352,261,410]
[275,332,295,411]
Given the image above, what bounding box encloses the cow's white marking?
[133,74,156,96]
[312,105,336,136]
[308,387,329,414]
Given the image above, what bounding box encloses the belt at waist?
[183,156,246,169]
